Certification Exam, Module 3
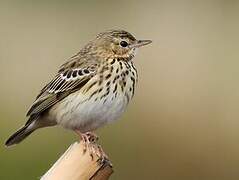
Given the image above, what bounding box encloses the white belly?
[49,90,128,132]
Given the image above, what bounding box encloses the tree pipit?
[5,29,152,160]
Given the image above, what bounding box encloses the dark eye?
[120,41,128,47]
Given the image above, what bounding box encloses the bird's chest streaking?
[49,58,138,132]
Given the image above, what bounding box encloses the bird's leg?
[75,130,93,154]
[85,132,99,142]
[95,144,112,166]
[85,133,109,164]
[74,130,99,160]
[74,130,109,162]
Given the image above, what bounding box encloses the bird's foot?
[85,132,99,143]
[81,132,98,155]
[78,132,109,163]
[81,132,108,162]
[75,130,109,163]
[95,144,112,166]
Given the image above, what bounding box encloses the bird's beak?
[130,40,152,48]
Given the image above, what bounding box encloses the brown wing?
[26,55,99,118]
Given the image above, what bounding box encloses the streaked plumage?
[5,29,152,147]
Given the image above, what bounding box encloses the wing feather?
[26,57,99,117]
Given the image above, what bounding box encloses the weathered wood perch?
[41,141,113,180]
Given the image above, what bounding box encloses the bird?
[5,29,152,158]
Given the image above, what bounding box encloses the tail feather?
[5,124,35,147]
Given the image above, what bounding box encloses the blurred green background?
[0,0,239,179]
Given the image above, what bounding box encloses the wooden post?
[41,142,113,180]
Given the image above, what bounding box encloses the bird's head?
[90,29,152,59]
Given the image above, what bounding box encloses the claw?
[75,131,108,161]
[95,144,111,165]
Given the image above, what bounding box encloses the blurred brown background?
[0,0,239,179]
